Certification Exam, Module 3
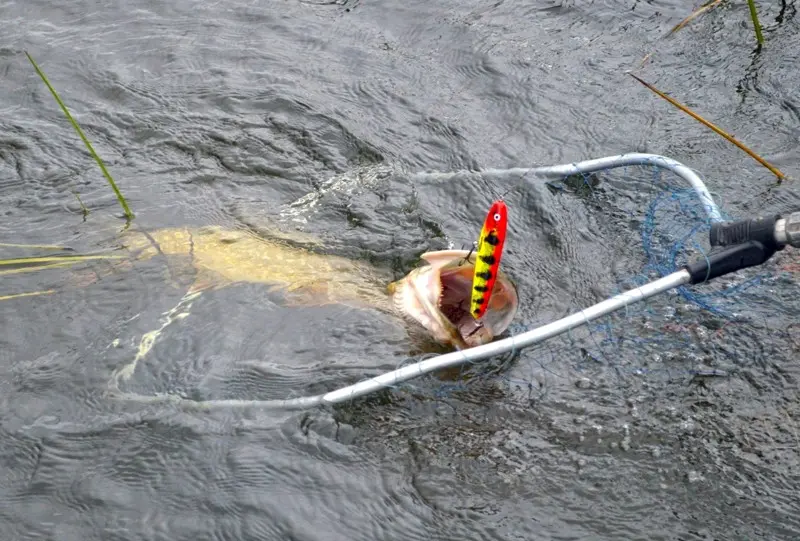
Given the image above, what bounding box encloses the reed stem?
[746,0,764,46]
[628,72,785,182]
[25,51,134,222]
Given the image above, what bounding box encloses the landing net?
[107,153,797,411]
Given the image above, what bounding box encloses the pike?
[47,225,518,358]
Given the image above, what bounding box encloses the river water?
[2,0,800,539]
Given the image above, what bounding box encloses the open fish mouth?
[389,250,519,350]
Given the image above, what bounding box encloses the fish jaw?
[389,264,468,349]
[389,249,519,349]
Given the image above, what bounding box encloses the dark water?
[3,0,800,539]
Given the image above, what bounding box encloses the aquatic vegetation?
[25,51,134,222]
[0,290,56,301]
[628,72,786,183]
[746,0,765,45]
[0,254,124,267]
[0,242,74,250]
[667,0,724,36]
[631,1,783,183]
[0,251,123,299]
[668,0,763,45]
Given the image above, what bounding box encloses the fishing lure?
[469,199,508,320]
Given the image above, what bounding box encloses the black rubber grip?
[709,215,780,248]
[685,241,774,284]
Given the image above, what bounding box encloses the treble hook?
[462,240,478,265]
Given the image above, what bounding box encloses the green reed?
[0,254,124,266]
[25,51,134,222]
[746,0,764,46]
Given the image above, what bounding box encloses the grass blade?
[668,0,725,36]
[73,189,89,219]
[0,242,74,250]
[0,262,80,276]
[25,51,134,222]
[0,254,123,266]
[0,290,57,302]
[746,0,765,46]
[628,72,786,182]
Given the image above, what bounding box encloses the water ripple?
[1,0,800,539]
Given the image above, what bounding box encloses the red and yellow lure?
[470,200,508,320]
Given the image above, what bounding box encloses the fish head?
[388,249,518,350]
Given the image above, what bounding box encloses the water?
[3,0,800,539]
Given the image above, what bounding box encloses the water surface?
[2,0,800,539]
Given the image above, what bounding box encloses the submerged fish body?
[118,225,393,309]
[111,226,518,350]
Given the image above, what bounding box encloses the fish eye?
[493,213,502,222]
